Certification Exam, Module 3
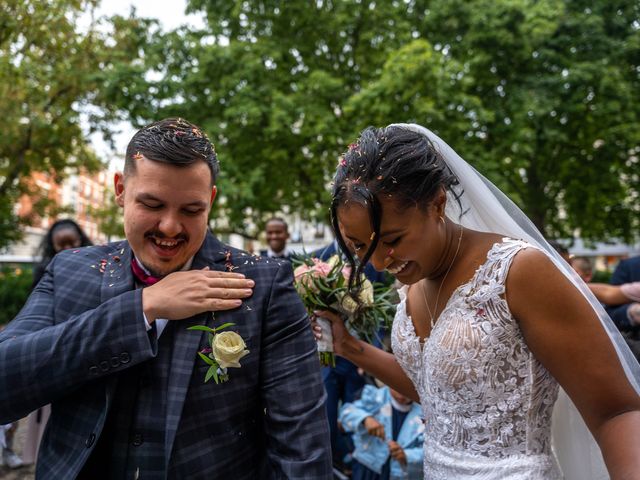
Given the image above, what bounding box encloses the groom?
[0,118,332,479]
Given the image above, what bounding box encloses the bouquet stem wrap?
[315,316,335,367]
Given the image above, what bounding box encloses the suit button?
[120,352,131,364]
[89,366,99,375]
[85,433,96,448]
[99,361,110,372]
[131,433,144,447]
[111,356,120,368]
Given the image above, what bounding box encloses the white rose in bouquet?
[337,278,374,314]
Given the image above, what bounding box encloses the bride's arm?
[507,248,640,479]
[313,310,419,402]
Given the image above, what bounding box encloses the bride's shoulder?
[504,246,560,302]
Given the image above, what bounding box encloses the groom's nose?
[158,212,182,238]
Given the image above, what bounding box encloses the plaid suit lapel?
[164,233,228,465]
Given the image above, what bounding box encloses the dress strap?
[468,238,539,293]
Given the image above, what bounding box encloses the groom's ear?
[210,185,217,206]
[114,172,126,208]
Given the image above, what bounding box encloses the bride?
[315,124,640,479]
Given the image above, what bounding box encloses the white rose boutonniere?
[188,321,249,384]
[212,331,249,369]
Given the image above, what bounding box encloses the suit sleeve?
[0,255,158,423]
[259,261,332,479]
[610,259,631,286]
[606,259,635,330]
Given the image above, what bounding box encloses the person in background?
[589,281,640,304]
[339,383,423,480]
[259,217,295,261]
[31,219,93,288]
[607,255,640,331]
[571,256,594,283]
[588,280,640,361]
[0,420,23,469]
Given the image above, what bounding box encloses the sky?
[86,0,205,171]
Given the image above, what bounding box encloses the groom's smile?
[146,233,188,259]
[114,155,216,277]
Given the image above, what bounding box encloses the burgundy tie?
[130,259,162,286]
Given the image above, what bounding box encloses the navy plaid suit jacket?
[0,233,332,479]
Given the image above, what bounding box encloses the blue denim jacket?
[339,385,424,479]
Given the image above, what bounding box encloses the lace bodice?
[391,238,561,479]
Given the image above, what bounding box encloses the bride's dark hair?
[330,125,461,293]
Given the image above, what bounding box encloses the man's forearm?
[0,290,156,423]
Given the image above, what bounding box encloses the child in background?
[339,383,423,480]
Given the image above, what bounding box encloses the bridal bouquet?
[293,255,395,366]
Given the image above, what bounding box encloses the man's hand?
[363,416,385,439]
[142,268,254,323]
[388,440,407,466]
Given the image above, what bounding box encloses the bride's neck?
[428,222,464,281]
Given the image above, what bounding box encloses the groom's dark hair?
[124,117,219,184]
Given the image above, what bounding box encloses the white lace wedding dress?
[392,238,562,479]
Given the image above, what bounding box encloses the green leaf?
[188,325,216,333]
[213,322,236,332]
[198,351,216,366]
[205,365,217,383]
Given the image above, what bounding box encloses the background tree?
[415,0,640,240]
[107,0,640,242]
[8,0,636,244]
[101,1,425,235]
[88,194,125,242]
[0,0,156,249]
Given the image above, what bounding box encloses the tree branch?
[0,123,32,197]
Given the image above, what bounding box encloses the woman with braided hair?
[314,124,640,479]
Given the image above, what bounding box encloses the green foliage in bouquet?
[293,255,396,343]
